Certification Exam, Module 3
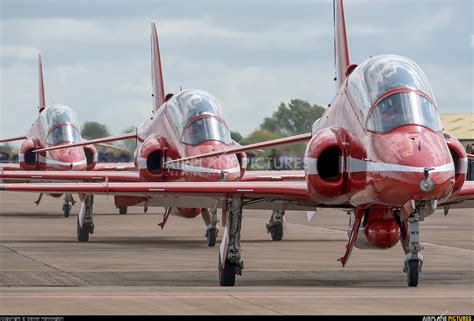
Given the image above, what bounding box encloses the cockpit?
[40,105,82,146]
[165,90,232,145]
[348,55,442,133]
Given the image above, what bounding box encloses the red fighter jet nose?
[47,146,87,171]
[371,126,456,206]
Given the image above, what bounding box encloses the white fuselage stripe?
[304,157,455,175]
[167,163,241,174]
[38,155,87,167]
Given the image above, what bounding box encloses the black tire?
[407,260,419,287]
[118,206,128,215]
[63,205,71,218]
[77,217,89,242]
[219,260,236,286]
[269,222,283,241]
[207,228,217,247]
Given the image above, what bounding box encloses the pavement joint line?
[423,242,474,253]
[0,294,471,298]
[0,245,94,286]
[228,294,284,314]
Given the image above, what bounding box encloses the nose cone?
[46,146,87,170]
[182,141,241,182]
[371,126,455,205]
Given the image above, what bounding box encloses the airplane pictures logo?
[423,316,472,321]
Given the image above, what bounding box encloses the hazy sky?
[1,0,472,139]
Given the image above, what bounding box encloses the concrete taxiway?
[0,191,472,314]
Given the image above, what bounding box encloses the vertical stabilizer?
[38,54,46,112]
[334,0,351,90]
[151,22,165,112]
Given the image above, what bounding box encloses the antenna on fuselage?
[180,85,182,92]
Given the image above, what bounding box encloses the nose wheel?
[206,227,218,247]
[266,208,285,241]
[202,206,219,247]
[77,195,94,242]
[62,193,75,218]
[403,212,423,287]
[406,259,420,287]
[219,257,236,286]
[217,195,243,286]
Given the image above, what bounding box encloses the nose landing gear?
[266,209,285,241]
[403,211,423,287]
[77,195,94,242]
[62,193,75,218]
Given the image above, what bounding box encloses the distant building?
[441,113,474,148]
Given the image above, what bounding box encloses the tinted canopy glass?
[182,117,231,145]
[165,90,231,145]
[40,105,80,129]
[46,124,81,145]
[367,92,442,133]
[348,55,436,118]
[40,105,82,145]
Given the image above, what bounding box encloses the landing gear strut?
[266,208,285,241]
[403,211,423,287]
[218,195,243,286]
[77,195,94,242]
[202,202,219,247]
[62,193,75,218]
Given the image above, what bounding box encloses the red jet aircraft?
[4,23,309,244]
[0,55,136,216]
[2,2,473,287]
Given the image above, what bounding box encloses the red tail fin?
[334,0,350,89]
[151,22,165,112]
[38,54,46,112]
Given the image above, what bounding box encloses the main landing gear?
[218,195,243,286]
[403,211,423,287]
[266,209,285,241]
[62,193,76,218]
[77,195,94,242]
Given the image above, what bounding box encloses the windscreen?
[348,55,436,118]
[165,90,232,145]
[40,105,82,145]
[46,124,81,145]
[367,92,442,133]
[182,117,232,145]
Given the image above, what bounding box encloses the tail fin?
[333,0,350,90]
[38,54,46,112]
[151,22,165,112]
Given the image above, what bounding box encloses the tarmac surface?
[0,191,472,315]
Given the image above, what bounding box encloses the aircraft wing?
[241,170,305,181]
[34,133,137,153]
[0,170,140,183]
[0,135,27,143]
[93,162,136,171]
[0,162,135,172]
[442,181,474,206]
[0,163,21,171]
[164,133,312,165]
[0,181,315,210]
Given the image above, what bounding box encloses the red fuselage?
[304,55,466,209]
[135,90,242,184]
[19,105,89,172]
